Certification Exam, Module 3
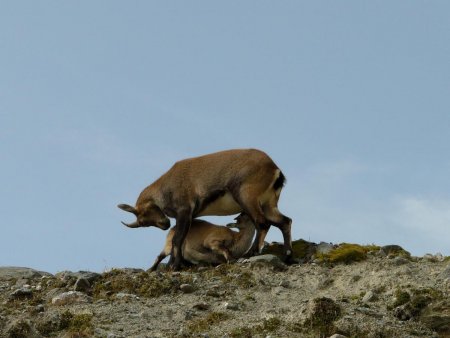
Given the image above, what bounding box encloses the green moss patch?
[92,269,193,299]
[262,239,316,260]
[318,243,378,264]
[186,311,229,333]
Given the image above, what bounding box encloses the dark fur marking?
[273,171,286,191]
[194,190,226,216]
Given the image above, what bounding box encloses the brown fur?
[149,214,256,271]
[118,148,292,270]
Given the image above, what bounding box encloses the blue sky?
[1,2,449,273]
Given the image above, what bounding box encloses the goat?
[118,148,292,270]
[149,213,255,271]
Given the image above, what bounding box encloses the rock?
[279,280,290,288]
[55,270,101,284]
[440,264,450,281]
[247,254,287,271]
[362,290,377,303]
[328,334,348,338]
[317,242,334,255]
[379,245,410,257]
[74,277,91,292]
[115,293,139,301]
[9,287,33,300]
[193,302,210,310]
[206,289,221,297]
[51,291,92,305]
[392,256,410,266]
[0,267,52,281]
[318,277,334,289]
[224,302,239,310]
[422,254,438,262]
[420,299,450,335]
[180,283,195,293]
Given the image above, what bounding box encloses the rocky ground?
[0,241,449,338]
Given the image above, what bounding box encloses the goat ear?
[118,204,138,215]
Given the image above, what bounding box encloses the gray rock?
[115,292,139,301]
[420,299,450,335]
[74,277,91,292]
[9,287,33,300]
[328,334,348,338]
[379,245,410,257]
[0,266,52,281]
[224,302,239,310]
[180,283,195,293]
[316,242,334,255]
[392,256,410,266]
[422,253,438,262]
[362,290,377,303]
[51,291,92,305]
[279,280,290,288]
[440,264,450,281]
[193,302,210,310]
[55,270,101,283]
[247,254,287,271]
[206,289,221,297]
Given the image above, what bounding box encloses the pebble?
[115,293,139,301]
[362,290,377,303]
[279,280,290,288]
[224,302,239,310]
[180,283,195,293]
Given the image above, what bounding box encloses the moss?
[230,317,283,336]
[92,269,193,299]
[201,264,256,289]
[7,319,33,338]
[69,313,93,332]
[392,289,411,308]
[260,317,282,332]
[186,311,229,333]
[262,239,315,260]
[318,243,368,264]
[305,297,341,336]
[229,326,253,338]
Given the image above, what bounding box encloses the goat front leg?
[168,210,191,271]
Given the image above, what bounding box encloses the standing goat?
[118,148,292,270]
[150,213,255,271]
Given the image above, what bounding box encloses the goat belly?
[197,192,242,216]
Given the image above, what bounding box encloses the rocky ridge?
[0,242,449,338]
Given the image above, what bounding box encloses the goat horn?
[118,204,138,215]
[121,221,140,228]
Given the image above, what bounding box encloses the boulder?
[51,291,92,305]
[247,254,287,271]
[0,267,52,281]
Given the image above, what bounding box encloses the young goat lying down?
[150,213,255,271]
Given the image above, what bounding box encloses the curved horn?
[121,221,140,228]
[118,204,138,215]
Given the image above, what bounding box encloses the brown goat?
[118,148,292,270]
[150,213,255,271]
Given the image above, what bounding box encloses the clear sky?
[1,2,449,273]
